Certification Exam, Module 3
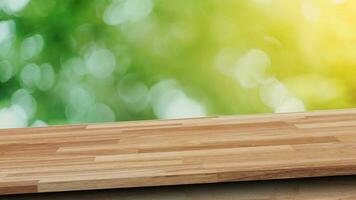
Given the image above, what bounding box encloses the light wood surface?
[3,176,356,200]
[1,109,356,195]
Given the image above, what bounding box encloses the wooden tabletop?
[1,109,356,195]
[3,176,356,200]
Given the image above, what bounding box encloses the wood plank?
[3,176,356,200]
[1,109,356,195]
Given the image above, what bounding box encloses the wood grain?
[3,176,356,200]
[1,109,356,195]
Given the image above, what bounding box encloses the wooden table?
[3,176,356,200]
[1,109,356,195]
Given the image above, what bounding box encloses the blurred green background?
[1,0,356,128]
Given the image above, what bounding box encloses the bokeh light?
[0,60,13,83]
[1,0,356,128]
[85,47,116,79]
[103,0,153,26]
[0,105,28,128]
[0,0,30,14]
[0,20,14,44]
[20,34,44,61]
[150,80,206,119]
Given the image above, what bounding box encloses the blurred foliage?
[0,0,356,128]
